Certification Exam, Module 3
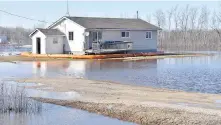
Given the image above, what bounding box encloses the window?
[69,32,74,41]
[53,38,58,44]
[146,31,152,39]
[121,31,130,38]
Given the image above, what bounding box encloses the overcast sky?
[0,1,220,29]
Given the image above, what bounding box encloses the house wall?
[45,36,64,54]
[31,31,46,54]
[52,19,86,55]
[101,30,158,52]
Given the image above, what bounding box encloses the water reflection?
[2,54,221,94]
[32,59,158,79]
[1,103,135,125]
[0,81,135,125]
[26,89,81,100]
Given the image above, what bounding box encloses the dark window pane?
[146,32,151,39]
[149,32,151,38]
[69,32,74,40]
[126,32,129,37]
[98,32,102,40]
[121,32,125,37]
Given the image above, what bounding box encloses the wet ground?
[1,102,135,125]
[0,81,136,125]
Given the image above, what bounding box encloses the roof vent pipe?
[136,11,139,19]
[66,0,70,16]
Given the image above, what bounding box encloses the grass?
[0,82,42,113]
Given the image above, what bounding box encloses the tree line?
[1,4,221,52]
[151,5,221,52]
[0,26,32,45]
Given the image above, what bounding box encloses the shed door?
[36,37,41,54]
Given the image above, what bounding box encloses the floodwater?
[1,102,135,125]
[1,52,221,125]
[0,81,136,125]
[1,53,221,94]
[0,45,31,56]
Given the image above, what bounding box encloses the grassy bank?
[0,56,73,62]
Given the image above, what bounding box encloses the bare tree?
[173,5,179,30]
[154,9,166,51]
[167,8,174,31]
[154,9,166,28]
[189,7,198,30]
[146,14,152,23]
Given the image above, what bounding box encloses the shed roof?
[65,16,161,30]
[29,28,65,37]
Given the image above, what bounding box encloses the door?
[92,31,102,43]
[91,31,102,50]
[36,37,41,54]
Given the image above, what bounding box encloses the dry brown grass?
[0,82,42,113]
[0,53,210,62]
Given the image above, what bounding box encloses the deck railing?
[91,41,133,54]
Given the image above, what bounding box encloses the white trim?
[29,29,46,38]
[87,28,159,31]
[45,35,66,37]
[145,31,152,39]
[29,29,65,37]
[29,29,39,37]
[48,16,86,29]
[47,16,66,29]
[121,31,130,38]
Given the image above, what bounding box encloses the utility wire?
[0,9,50,23]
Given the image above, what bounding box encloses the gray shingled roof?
[37,28,65,36]
[65,16,161,30]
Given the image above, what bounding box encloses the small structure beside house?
[29,16,161,55]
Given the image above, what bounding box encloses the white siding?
[53,19,86,54]
[31,31,46,54]
[45,36,64,54]
[101,30,157,51]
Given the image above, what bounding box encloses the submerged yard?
[1,52,221,124]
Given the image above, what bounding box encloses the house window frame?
[68,31,74,41]
[146,31,152,39]
[53,37,58,44]
[121,31,130,38]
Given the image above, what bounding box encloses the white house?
[30,16,161,55]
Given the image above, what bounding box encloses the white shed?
[29,29,65,54]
